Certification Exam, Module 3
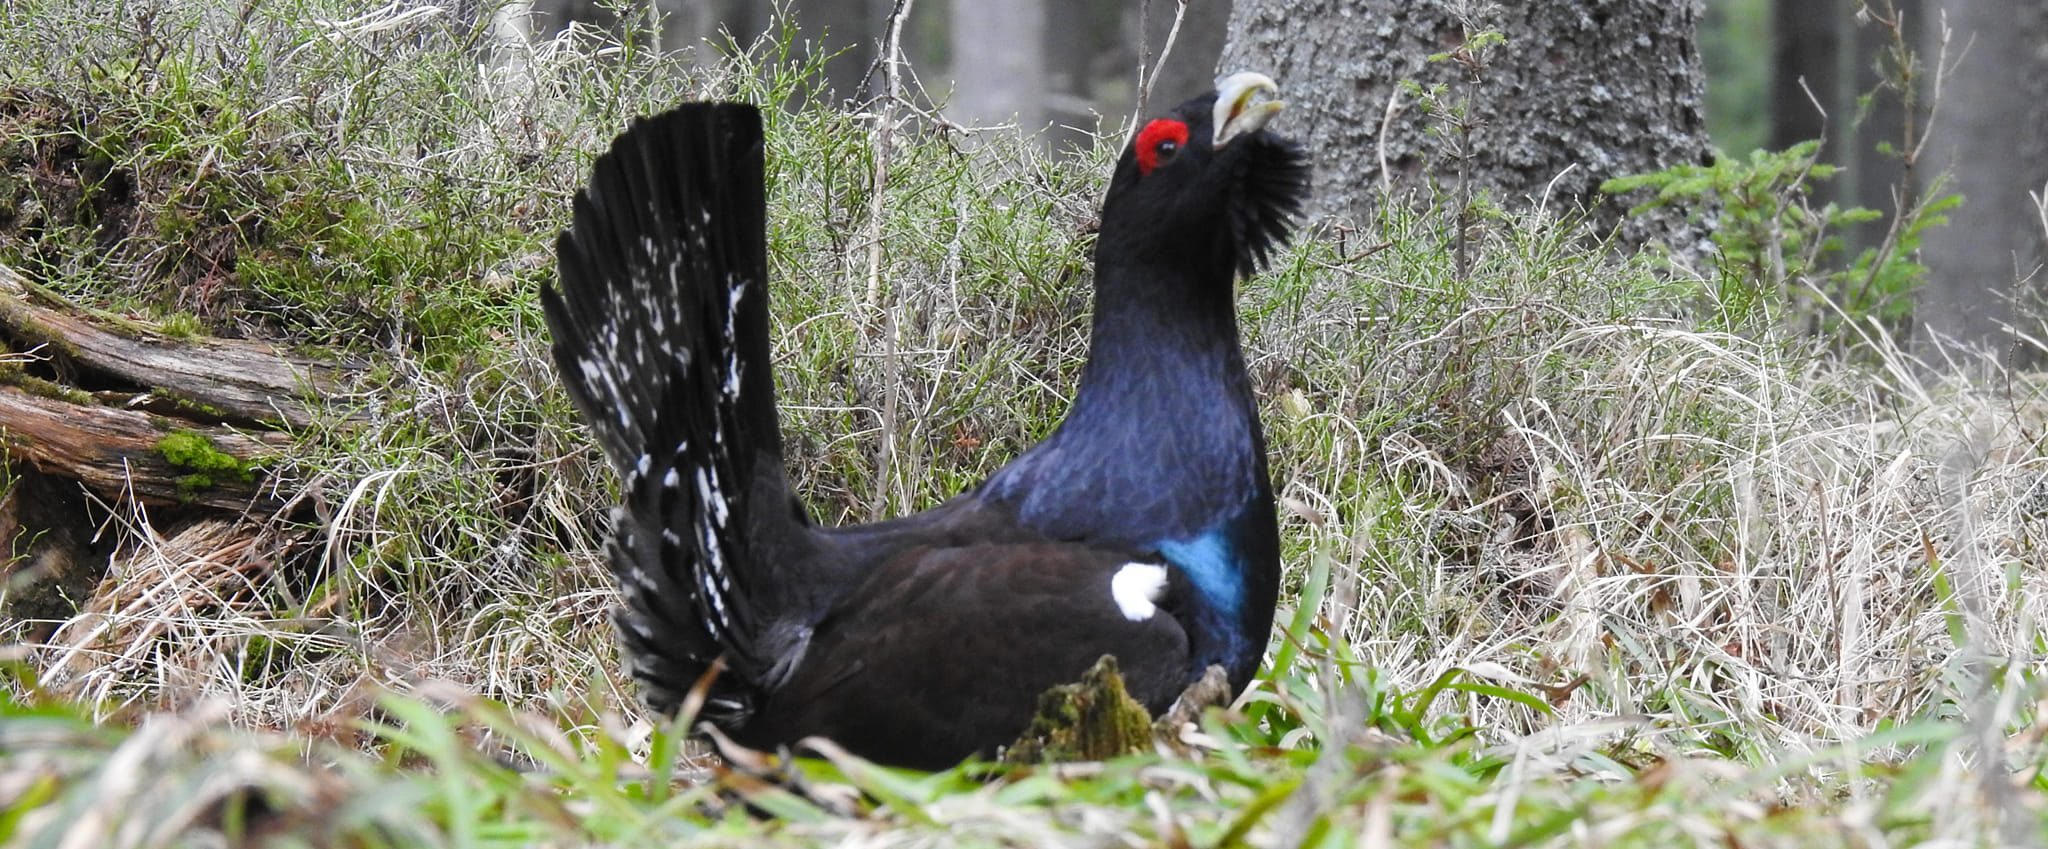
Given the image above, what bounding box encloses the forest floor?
[2,1,2045,846]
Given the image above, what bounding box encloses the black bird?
[543,73,1310,770]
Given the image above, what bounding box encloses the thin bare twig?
[862,0,912,311]
[867,0,915,518]
[1848,3,1955,316]
[1376,86,1404,197]
[1127,0,1189,146]
[1136,0,1188,112]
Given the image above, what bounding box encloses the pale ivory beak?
[1213,72,1285,146]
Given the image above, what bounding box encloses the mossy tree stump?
[1005,655,1157,763]
[1003,656,1235,764]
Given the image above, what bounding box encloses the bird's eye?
[1135,118,1190,176]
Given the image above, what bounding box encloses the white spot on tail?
[723,278,746,399]
[624,617,656,642]
[696,466,728,528]
[1110,562,1170,621]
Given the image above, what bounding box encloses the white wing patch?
[1110,562,1170,622]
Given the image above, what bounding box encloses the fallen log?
[0,261,360,428]
[0,380,291,511]
[0,259,362,512]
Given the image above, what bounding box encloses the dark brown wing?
[730,542,1192,769]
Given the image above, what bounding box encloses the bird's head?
[1103,72,1311,279]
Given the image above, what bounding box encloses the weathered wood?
[0,261,360,427]
[0,381,290,511]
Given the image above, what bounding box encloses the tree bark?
[0,263,355,428]
[0,384,290,512]
[1914,0,2048,359]
[1218,0,1712,250]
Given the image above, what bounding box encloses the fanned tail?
[542,103,790,720]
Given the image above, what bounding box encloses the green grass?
[3,0,2047,846]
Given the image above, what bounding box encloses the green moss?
[160,391,230,419]
[0,367,94,406]
[155,429,254,492]
[151,203,197,243]
[155,310,203,340]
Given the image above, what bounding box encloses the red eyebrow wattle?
[1136,119,1189,175]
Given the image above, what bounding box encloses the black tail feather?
[542,104,788,717]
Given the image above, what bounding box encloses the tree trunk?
[1218,0,1712,250]
[653,0,714,55]
[1041,0,1109,148]
[1769,0,1842,153]
[1914,0,2048,360]
[785,0,885,105]
[1845,0,1918,261]
[950,0,1048,130]
[2029,1,2048,342]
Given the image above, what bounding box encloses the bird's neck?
[1069,255,1247,426]
[991,253,1261,522]
[1056,247,1261,510]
